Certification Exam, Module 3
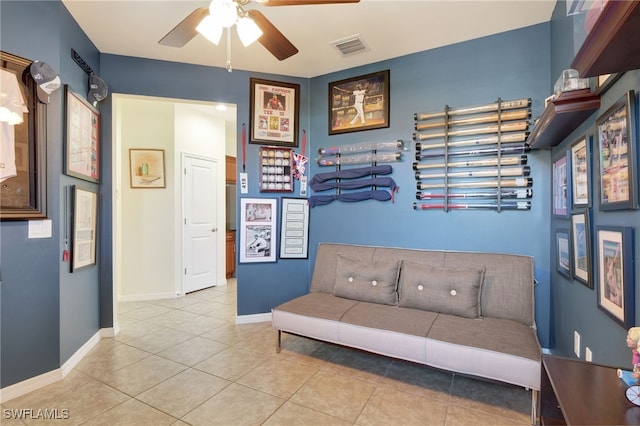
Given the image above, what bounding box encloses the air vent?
[331,35,368,56]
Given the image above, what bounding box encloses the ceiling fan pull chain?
[226,27,232,72]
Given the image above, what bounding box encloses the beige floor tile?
[165,315,227,336]
[125,303,173,320]
[237,357,318,399]
[148,297,203,309]
[99,355,186,396]
[321,347,392,383]
[113,320,165,344]
[181,383,283,426]
[194,347,270,381]
[234,326,280,355]
[382,359,453,402]
[289,370,376,423]
[82,398,176,425]
[356,384,448,426]
[445,404,529,425]
[74,339,150,381]
[201,322,271,345]
[157,336,228,366]
[136,368,231,419]
[143,309,203,328]
[263,401,351,426]
[277,334,339,367]
[179,300,226,317]
[126,327,195,354]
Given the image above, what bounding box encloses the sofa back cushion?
[398,261,485,318]
[333,254,401,305]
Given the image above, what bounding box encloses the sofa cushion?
[398,261,485,318]
[333,254,401,305]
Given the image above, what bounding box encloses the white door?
[183,155,219,293]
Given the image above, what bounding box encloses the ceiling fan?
[158,0,361,61]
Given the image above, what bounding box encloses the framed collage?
[239,198,277,263]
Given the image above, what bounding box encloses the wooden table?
[541,355,640,425]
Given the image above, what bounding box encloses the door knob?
[211,227,218,232]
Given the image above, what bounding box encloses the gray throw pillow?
[398,261,485,318]
[333,253,401,305]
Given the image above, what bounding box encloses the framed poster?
[596,226,634,328]
[129,149,166,188]
[571,209,592,288]
[556,229,572,279]
[249,78,299,147]
[279,198,309,259]
[570,135,590,208]
[552,152,569,217]
[71,186,98,272]
[0,51,48,220]
[64,85,100,183]
[239,198,277,263]
[595,90,637,210]
[329,69,390,135]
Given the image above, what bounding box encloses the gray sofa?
[271,243,542,424]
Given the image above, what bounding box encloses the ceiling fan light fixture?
[209,0,238,28]
[236,16,263,46]
[196,15,223,44]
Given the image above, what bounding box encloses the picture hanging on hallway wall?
[64,85,100,183]
[556,230,571,279]
[129,149,166,188]
[552,151,569,217]
[279,198,309,259]
[570,135,590,208]
[71,186,97,272]
[249,78,299,147]
[329,69,389,135]
[596,225,634,328]
[571,208,592,288]
[239,198,277,263]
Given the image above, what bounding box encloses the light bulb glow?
[236,16,263,46]
[196,15,223,44]
[209,0,238,28]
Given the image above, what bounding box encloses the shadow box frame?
[249,77,300,147]
[64,84,100,183]
[0,51,48,220]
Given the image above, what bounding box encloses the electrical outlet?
[586,347,592,362]
[574,331,581,358]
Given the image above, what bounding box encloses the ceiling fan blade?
[261,0,360,5]
[247,10,299,61]
[158,7,209,47]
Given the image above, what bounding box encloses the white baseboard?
[236,312,272,324]
[60,331,102,378]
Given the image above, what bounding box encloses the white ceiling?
[62,0,557,79]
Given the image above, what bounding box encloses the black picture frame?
[595,90,637,211]
[571,208,592,288]
[64,85,100,183]
[596,225,634,328]
[570,135,591,209]
[279,197,310,259]
[556,229,572,279]
[249,77,299,147]
[329,69,390,135]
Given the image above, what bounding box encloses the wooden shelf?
[527,89,600,149]
[571,1,640,77]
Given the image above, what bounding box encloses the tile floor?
[2,279,532,425]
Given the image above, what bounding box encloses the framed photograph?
[552,152,569,217]
[571,209,592,288]
[596,226,634,328]
[556,229,572,279]
[570,135,590,208]
[71,186,98,272]
[249,77,299,147]
[239,198,277,263]
[0,51,48,220]
[129,149,166,188]
[595,90,637,210]
[64,85,100,183]
[329,69,390,135]
[279,198,309,259]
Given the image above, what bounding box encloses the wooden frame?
[571,208,592,288]
[570,135,591,208]
[249,77,299,147]
[596,225,634,328]
[129,148,166,188]
[552,151,569,217]
[595,90,637,210]
[0,51,48,220]
[64,85,100,183]
[71,186,98,272]
[329,69,390,135]
[239,198,277,263]
[279,197,309,259]
[556,229,572,279]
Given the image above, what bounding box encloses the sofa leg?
[531,388,539,425]
[276,330,282,353]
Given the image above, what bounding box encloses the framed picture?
[594,73,623,95]
[259,146,294,193]
[279,198,310,259]
[129,149,166,188]
[570,135,590,208]
[0,51,48,220]
[71,186,98,272]
[556,230,572,279]
[571,209,592,288]
[64,85,100,183]
[596,225,634,328]
[249,77,299,147]
[329,69,390,135]
[595,90,637,210]
[239,198,277,263]
[552,152,569,217]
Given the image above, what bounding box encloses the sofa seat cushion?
[340,302,439,337]
[274,291,359,321]
[398,261,485,318]
[333,254,401,305]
